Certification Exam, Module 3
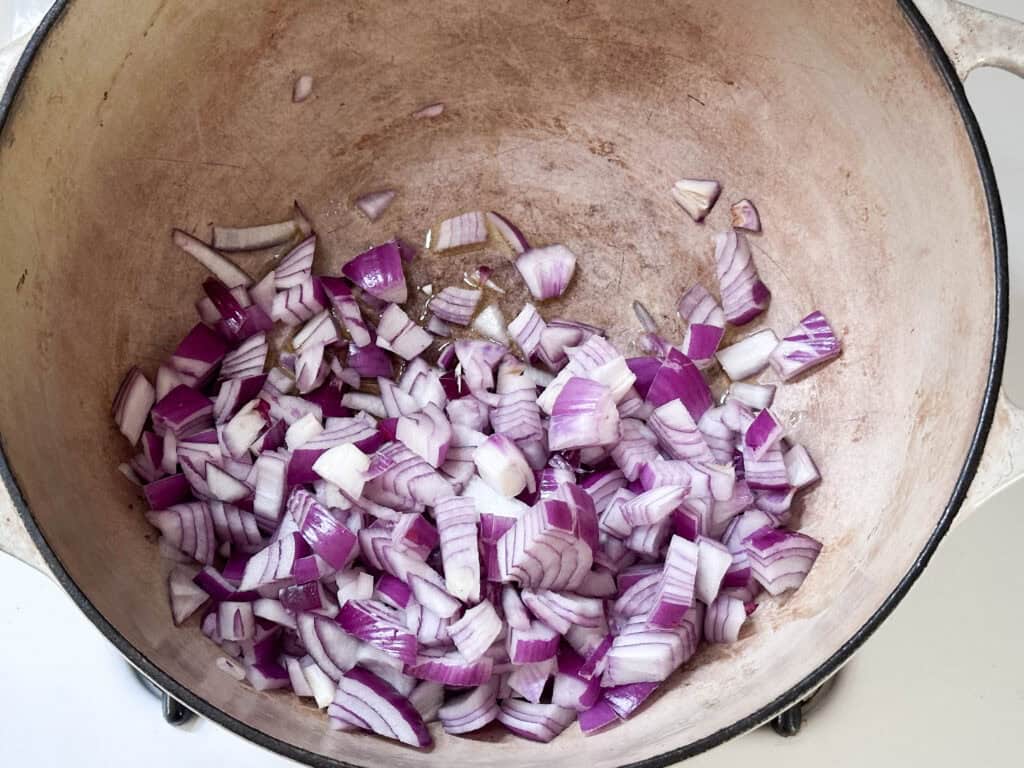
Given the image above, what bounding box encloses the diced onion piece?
[172,228,252,288]
[548,378,619,451]
[275,236,317,289]
[474,434,535,497]
[497,700,576,743]
[438,678,499,734]
[648,398,713,463]
[112,367,155,445]
[486,211,530,254]
[714,230,770,325]
[293,74,314,103]
[730,199,761,232]
[376,304,432,360]
[716,329,779,381]
[430,286,481,325]
[743,526,822,595]
[681,323,724,366]
[412,102,444,119]
[515,244,577,300]
[678,283,725,327]
[704,595,747,643]
[472,304,508,344]
[313,443,370,498]
[332,667,432,747]
[784,444,820,489]
[729,381,776,410]
[213,220,296,252]
[744,409,785,462]
[343,240,408,304]
[433,211,488,252]
[355,189,397,222]
[671,178,721,222]
[769,310,842,380]
[449,601,503,662]
[434,495,480,602]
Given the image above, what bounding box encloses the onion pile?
[113,186,840,749]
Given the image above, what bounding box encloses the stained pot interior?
[0,1,996,766]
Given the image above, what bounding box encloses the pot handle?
[917,0,1024,79]
[916,0,1024,524]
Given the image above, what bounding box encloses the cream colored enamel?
[0,1,1007,766]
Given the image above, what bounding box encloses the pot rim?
[0,1,1009,765]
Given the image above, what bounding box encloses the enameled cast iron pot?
[2,1,1024,765]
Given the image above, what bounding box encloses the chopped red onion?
[521,589,604,634]
[272,278,327,326]
[677,283,725,328]
[648,398,713,463]
[438,678,500,734]
[681,323,724,366]
[332,667,431,747]
[433,211,488,252]
[213,220,297,252]
[603,681,659,720]
[449,602,503,662]
[730,199,762,232]
[112,367,155,446]
[498,499,593,591]
[704,595,747,643]
[293,74,314,103]
[474,434,534,496]
[337,599,417,663]
[549,377,619,451]
[275,236,317,289]
[743,526,821,595]
[376,304,433,360]
[670,178,721,222]
[343,240,408,304]
[486,211,530,254]
[645,536,697,628]
[430,286,481,325]
[744,409,785,462]
[742,443,789,491]
[784,444,820,489]
[729,381,776,410]
[168,565,209,624]
[622,485,688,528]
[497,701,576,743]
[716,329,780,381]
[172,228,252,288]
[406,648,493,687]
[355,189,397,222]
[471,304,508,344]
[509,658,557,703]
[714,230,770,325]
[769,310,842,380]
[515,244,577,300]
[645,348,712,420]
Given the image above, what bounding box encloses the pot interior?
[0,1,996,766]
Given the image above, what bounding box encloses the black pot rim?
[0,1,1009,765]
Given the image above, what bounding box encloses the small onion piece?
[714,230,770,326]
[438,678,500,734]
[112,367,155,445]
[677,283,725,328]
[430,286,481,326]
[355,189,397,222]
[343,240,408,305]
[486,211,530,254]
[704,595,747,643]
[213,220,297,252]
[515,245,577,300]
[716,329,780,381]
[671,178,721,222]
[474,434,535,497]
[784,444,820,489]
[769,310,842,381]
[744,409,785,462]
[548,377,619,451]
[729,381,776,410]
[508,303,545,359]
[497,700,576,743]
[172,228,252,288]
[332,667,432,747]
[376,304,432,361]
[743,526,822,595]
[293,74,314,102]
[730,199,762,232]
[434,495,480,602]
[433,211,488,252]
[412,102,444,119]
[449,601,504,662]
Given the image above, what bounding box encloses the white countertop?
[2,2,1024,766]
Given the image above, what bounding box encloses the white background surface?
[2,2,1023,766]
